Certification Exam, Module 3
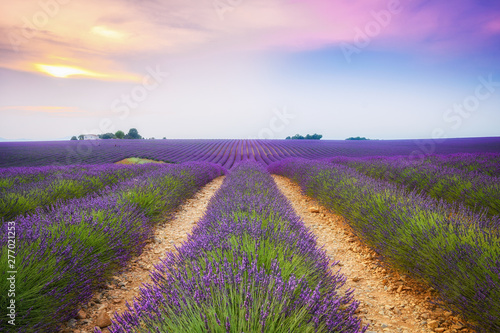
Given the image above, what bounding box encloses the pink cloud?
[258,0,500,55]
[485,20,500,34]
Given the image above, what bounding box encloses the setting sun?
[34,64,106,78]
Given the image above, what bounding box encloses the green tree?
[115,130,125,139]
[70,136,78,140]
[78,134,84,140]
[124,128,142,139]
[286,134,322,140]
[100,133,116,139]
[305,133,322,140]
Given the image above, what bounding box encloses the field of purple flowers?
[328,153,500,217]
[103,163,366,333]
[269,158,500,332]
[1,137,500,169]
[0,162,224,332]
[0,164,164,220]
[1,138,500,332]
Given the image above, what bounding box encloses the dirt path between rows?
[273,175,471,333]
[60,176,225,333]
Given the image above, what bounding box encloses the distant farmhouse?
[83,134,100,140]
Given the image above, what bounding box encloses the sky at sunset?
[0,0,499,140]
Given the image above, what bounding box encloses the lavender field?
[3,0,500,330]
[269,157,500,332]
[1,137,500,169]
[1,138,500,332]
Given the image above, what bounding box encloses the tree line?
[71,128,142,140]
[285,133,323,140]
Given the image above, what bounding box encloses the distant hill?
[0,137,35,142]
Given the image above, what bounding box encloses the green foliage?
[340,158,500,217]
[0,164,222,331]
[0,166,156,221]
[0,206,144,329]
[136,264,320,333]
[345,137,369,140]
[124,128,142,139]
[99,133,117,139]
[1,179,91,220]
[115,130,125,139]
[273,160,500,331]
[70,136,78,140]
[285,133,322,140]
[118,175,184,220]
[117,164,359,333]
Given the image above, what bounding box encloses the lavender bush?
[269,158,500,332]
[105,162,366,333]
[0,162,224,332]
[329,154,500,217]
[1,163,162,221]
[424,152,500,176]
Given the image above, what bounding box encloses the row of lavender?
[269,159,500,332]
[422,153,500,176]
[0,162,224,332]
[1,137,500,168]
[0,164,163,221]
[328,153,500,218]
[2,152,498,223]
[102,163,366,332]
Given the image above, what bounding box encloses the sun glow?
[91,26,126,39]
[35,64,107,78]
